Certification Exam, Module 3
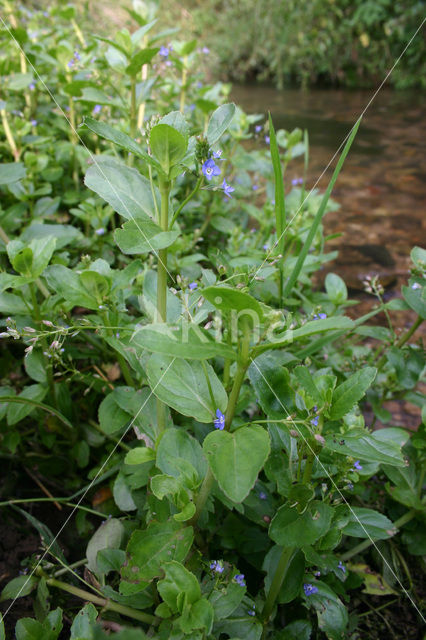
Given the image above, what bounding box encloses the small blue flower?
[263,244,269,251]
[259,491,267,500]
[202,46,210,54]
[29,82,35,90]
[213,149,222,159]
[247,605,256,616]
[292,177,303,186]
[252,184,259,191]
[95,227,106,236]
[255,125,262,133]
[411,282,421,290]
[74,51,81,61]
[67,59,74,69]
[189,282,198,291]
[303,583,318,596]
[264,135,270,144]
[346,482,354,491]
[313,313,327,320]
[234,574,246,587]
[214,409,225,430]
[92,104,102,115]
[338,561,346,573]
[202,158,221,181]
[210,560,224,574]
[311,416,319,427]
[159,46,169,58]
[353,460,363,471]
[30,119,37,126]
[222,178,235,199]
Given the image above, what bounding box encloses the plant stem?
[302,451,315,484]
[341,508,418,561]
[261,546,296,626]
[156,179,171,434]
[46,577,158,625]
[116,351,136,387]
[129,76,137,161]
[225,319,251,430]
[376,315,423,370]
[30,283,57,408]
[169,177,202,229]
[1,108,20,160]
[1,497,105,517]
[189,467,215,527]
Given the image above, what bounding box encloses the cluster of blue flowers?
[202,153,234,199]
[67,50,81,69]
[303,583,318,596]
[214,409,225,430]
[292,177,303,186]
[210,560,224,574]
[353,460,363,471]
[313,312,327,320]
[234,573,246,587]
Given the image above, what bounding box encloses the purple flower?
[74,51,81,61]
[311,416,319,427]
[92,104,102,115]
[303,583,318,596]
[264,135,270,144]
[252,184,259,191]
[95,227,105,236]
[313,313,327,320]
[67,59,74,69]
[202,158,221,181]
[353,460,363,471]
[259,491,267,500]
[248,605,256,616]
[30,119,37,126]
[29,82,35,91]
[255,125,262,133]
[212,149,222,159]
[338,561,346,573]
[214,409,225,430]
[263,244,269,251]
[159,46,169,58]
[188,282,198,291]
[346,482,354,491]
[234,574,246,587]
[210,560,224,574]
[222,178,235,199]
[411,282,421,290]
[202,46,210,54]
[292,177,303,186]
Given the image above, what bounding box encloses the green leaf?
[282,117,361,298]
[202,285,264,323]
[98,391,130,435]
[269,501,333,546]
[114,219,179,254]
[0,613,4,640]
[70,603,98,639]
[179,597,214,634]
[0,162,26,184]
[7,236,56,278]
[121,521,193,585]
[0,575,38,602]
[125,447,156,465]
[325,273,348,304]
[156,427,207,481]
[126,48,159,75]
[328,367,376,419]
[268,114,285,253]
[263,547,305,604]
[84,158,157,221]
[203,425,270,503]
[277,620,312,640]
[340,507,395,539]
[97,549,126,576]
[255,317,354,355]
[113,472,137,511]
[7,384,47,426]
[207,103,236,145]
[308,581,348,640]
[0,291,30,315]
[12,507,66,562]
[131,323,239,361]
[146,355,227,422]
[324,429,406,467]
[86,518,124,578]
[248,353,295,418]
[82,118,157,167]
[44,265,99,310]
[80,271,110,303]
[157,561,200,613]
[15,618,47,640]
[149,124,188,175]
[208,581,245,620]
[293,366,322,405]
[402,284,426,319]
[160,111,189,138]
[24,349,47,384]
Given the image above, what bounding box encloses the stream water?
[231,85,425,290]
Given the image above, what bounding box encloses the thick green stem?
[261,546,296,626]
[156,179,171,434]
[46,577,158,625]
[225,319,251,430]
[116,351,135,387]
[341,508,419,561]
[189,467,215,527]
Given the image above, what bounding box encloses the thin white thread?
[1,356,177,619]
[249,357,425,622]
[249,17,426,287]
[0,15,175,283]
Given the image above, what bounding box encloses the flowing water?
[231,85,426,290]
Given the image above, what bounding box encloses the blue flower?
[30,119,37,126]
[292,177,303,186]
[202,46,210,54]
[313,313,327,320]
[74,51,81,61]
[411,282,421,290]
[265,135,270,144]
[303,583,318,596]
[159,46,169,58]
[259,491,267,500]
[92,104,102,115]
[255,124,262,133]
[210,560,224,574]
[311,416,319,427]
[95,227,105,236]
[189,282,198,291]
[338,561,346,573]
[234,574,246,587]
[213,149,222,159]
[214,409,225,430]
[29,82,35,91]
[353,460,362,471]
[67,59,74,69]
[248,605,256,616]
[202,158,221,181]
[252,184,259,191]
[346,482,354,491]
[222,179,235,199]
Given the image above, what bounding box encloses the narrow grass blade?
[268,113,285,254]
[282,117,361,299]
